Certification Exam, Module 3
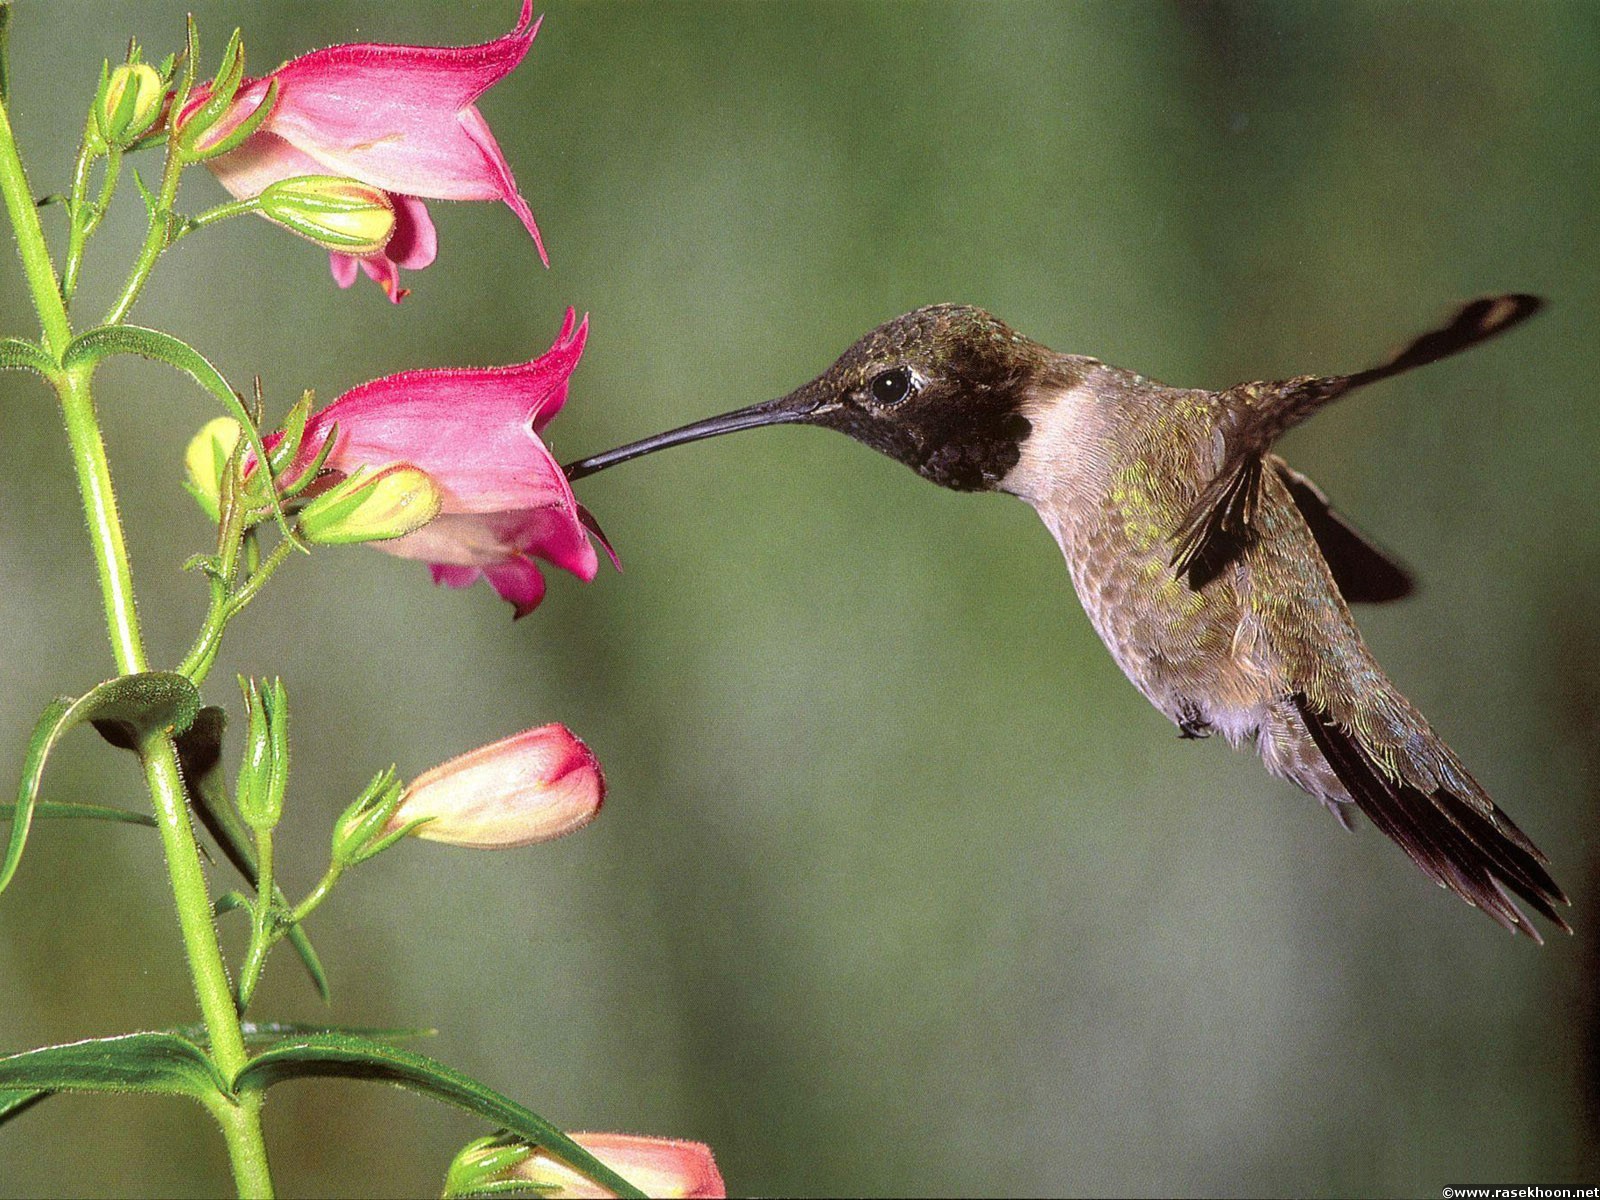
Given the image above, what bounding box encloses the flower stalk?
[0,86,275,1197]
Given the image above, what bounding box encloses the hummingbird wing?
[1170,294,1542,590]
[1273,462,1413,604]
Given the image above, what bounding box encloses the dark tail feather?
[1345,293,1544,390]
[1294,694,1570,941]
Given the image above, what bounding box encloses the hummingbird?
[564,295,1570,941]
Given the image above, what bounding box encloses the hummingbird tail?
[1290,693,1570,942]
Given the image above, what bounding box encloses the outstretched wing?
[1274,462,1413,604]
[1171,294,1542,589]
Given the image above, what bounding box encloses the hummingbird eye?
[869,366,915,406]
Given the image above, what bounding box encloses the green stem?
[62,143,121,302]
[237,826,274,1008]
[103,134,183,325]
[0,92,273,1196]
[0,93,69,356]
[59,129,96,301]
[290,862,344,925]
[180,535,294,685]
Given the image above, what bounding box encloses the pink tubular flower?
[200,0,546,301]
[388,724,604,849]
[299,308,601,616]
[510,1134,725,1199]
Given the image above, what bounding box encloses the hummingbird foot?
[1177,706,1212,740]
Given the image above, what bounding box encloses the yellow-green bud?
[299,464,441,545]
[183,417,244,522]
[94,63,165,148]
[257,176,396,254]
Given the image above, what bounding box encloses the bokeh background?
[1,1,1598,1196]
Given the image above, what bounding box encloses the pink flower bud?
[508,1134,725,1199]
[390,725,603,849]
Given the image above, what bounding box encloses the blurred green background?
[2,1,1598,1195]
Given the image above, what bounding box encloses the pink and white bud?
[389,724,603,849]
[509,1134,725,1199]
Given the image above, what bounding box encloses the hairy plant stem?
[0,94,274,1197]
[103,124,184,326]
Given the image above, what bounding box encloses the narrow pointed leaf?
[0,1021,431,1128]
[234,1035,645,1199]
[3,698,71,900]
[0,337,54,375]
[176,708,330,1000]
[0,1033,227,1101]
[0,1089,49,1128]
[4,674,199,898]
[0,801,155,828]
[178,1021,435,1049]
[62,326,296,544]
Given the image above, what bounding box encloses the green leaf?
[233,1035,645,1200]
[3,673,199,898]
[0,1033,227,1102]
[61,326,297,545]
[0,337,54,376]
[190,1021,435,1048]
[0,1088,50,1128]
[0,1022,431,1129]
[176,708,330,1001]
[0,801,155,828]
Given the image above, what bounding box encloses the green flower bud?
[257,176,397,254]
[93,62,165,148]
[298,464,441,545]
[235,677,289,834]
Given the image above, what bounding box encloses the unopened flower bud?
[498,1133,725,1199]
[299,464,441,545]
[387,725,603,850]
[184,417,243,521]
[94,62,165,148]
[257,176,396,254]
[235,677,289,833]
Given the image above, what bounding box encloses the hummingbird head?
[564,305,1071,493]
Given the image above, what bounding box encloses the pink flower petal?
[306,313,588,511]
[291,309,603,616]
[512,1134,726,1199]
[231,3,539,207]
[430,563,480,589]
[200,1,546,296]
[387,195,439,270]
[329,252,360,289]
[482,556,548,620]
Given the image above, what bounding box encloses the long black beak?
[563,387,824,482]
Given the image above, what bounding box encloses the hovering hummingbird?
[565,295,1569,941]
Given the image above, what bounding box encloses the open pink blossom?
[200,0,546,301]
[387,724,603,849]
[509,1134,725,1199]
[298,308,605,616]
